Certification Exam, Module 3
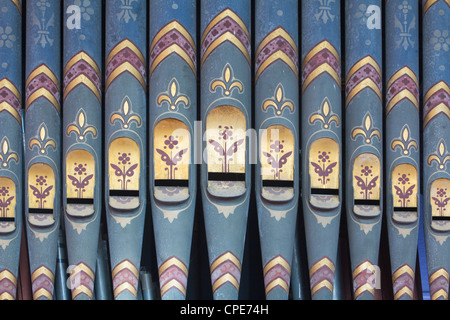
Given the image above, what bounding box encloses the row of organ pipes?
[0,0,448,300]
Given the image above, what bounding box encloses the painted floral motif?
[110,152,138,191]
[0,26,16,49]
[262,140,292,180]
[0,185,14,218]
[430,29,450,52]
[155,135,188,180]
[29,175,53,209]
[314,0,336,24]
[209,125,245,173]
[74,0,94,21]
[67,162,93,199]
[33,0,55,48]
[395,1,416,50]
[117,0,138,23]
[311,150,337,187]
[394,173,415,208]
[432,187,450,217]
[355,165,379,200]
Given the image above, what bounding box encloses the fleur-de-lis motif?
[0,137,19,168]
[29,123,56,154]
[262,84,294,116]
[391,125,418,155]
[395,1,416,50]
[314,0,336,24]
[309,98,340,129]
[32,0,55,48]
[157,79,190,112]
[66,109,97,142]
[352,114,381,144]
[211,64,244,97]
[117,0,138,23]
[428,140,450,170]
[110,97,142,129]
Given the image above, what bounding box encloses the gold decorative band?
[263,256,291,275]
[151,21,196,53]
[256,50,298,81]
[392,265,415,282]
[201,8,250,45]
[159,257,188,276]
[386,89,419,114]
[31,266,55,283]
[423,0,450,15]
[201,32,251,68]
[352,261,375,280]
[302,62,341,93]
[111,260,139,280]
[72,286,93,300]
[63,74,101,102]
[346,78,382,108]
[106,39,145,66]
[26,65,60,89]
[309,257,335,277]
[0,269,16,286]
[386,66,419,90]
[0,78,21,104]
[424,81,450,103]
[150,44,196,77]
[160,279,186,297]
[210,252,242,273]
[106,61,146,91]
[394,287,414,300]
[311,279,333,296]
[265,278,289,296]
[212,273,240,292]
[25,88,60,113]
[0,102,21,124]
[302,40,340,70]
[64,51,101,78]
[114,282,137,298]
[10,0,21,14]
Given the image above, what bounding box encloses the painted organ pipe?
[254,0,299,300]
[0,0,22,301]
[149,0,197,300]
[105,0,147,300]
[422,0,450,301]
[344,0,383,300]
[62,0,103,300]
[385,0,421,300]
[301,0,342,300]
[200,0,252,300]
[25,0,61,300]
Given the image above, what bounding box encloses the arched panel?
[66,149,95,218]
[108,137,140,210]
[153,118,191,203]
[206,105,247,197]
[260,125,295,202]
[309,137,340,209]
[352,153,381,218]
[0,177,16,233]
[391,163,418,224]
[28,163,56,227]
[430,178,450,232]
